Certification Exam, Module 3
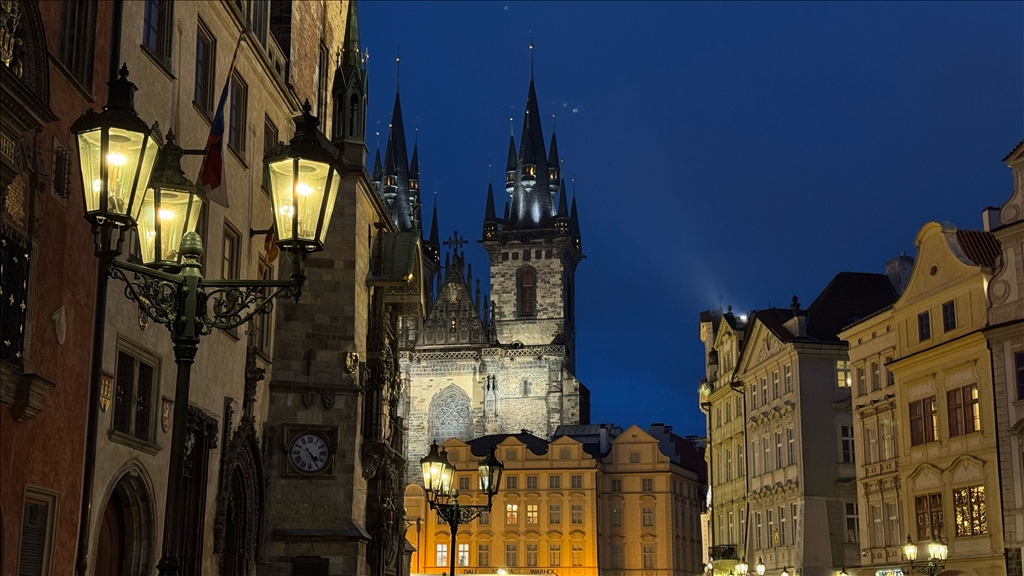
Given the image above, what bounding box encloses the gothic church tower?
[401,70,589,482]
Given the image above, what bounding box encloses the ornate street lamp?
[71,65,159,230]
[756,557,766,576]
[903,534,948,576]
[265,100,341,253]
[781,568,791,576]
[136,131,204,268]
[70,67,336,576]
[735,560,749,576]
[421,444,503,576]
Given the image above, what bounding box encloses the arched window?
[517,267,536,317]
[348,94,360,138]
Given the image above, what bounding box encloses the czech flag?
[197,85,230,207]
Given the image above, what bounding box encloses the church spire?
[554,178,569,233]
[547,122,560,192]
[380,60,414,231]
[428,192,439,247]
[504,133,517,196]
[483,182,498,240]
[371,146,382,183]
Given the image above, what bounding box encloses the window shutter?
[17,501,49,576]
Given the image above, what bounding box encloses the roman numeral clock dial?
[289,433,330,474]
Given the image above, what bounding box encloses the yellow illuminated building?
[842,221,1005,576]
[405,425,706,576]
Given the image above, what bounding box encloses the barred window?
[112,350,157,442]
[52,145,72,200]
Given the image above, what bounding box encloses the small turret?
[483,183,498,240]
[547,129,560,194]
[409,134,420,193]
[371,146,383,186]
[331,0,367,168]
[554,178,569,233]
[569,196,581,252]
[505,135,517,195]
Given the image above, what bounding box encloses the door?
[95,493,125,576]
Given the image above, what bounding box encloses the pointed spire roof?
[506,135,517,173]
[569,197,580,237]
[503,201,510,221]
[556,179,569,219]
[409,139,419,181]
[342,0,362,67]
[518,80,548,171]
[372,147,382,182]
[484,183,497,223]
[548,130,559,170]
[429,195,440,247]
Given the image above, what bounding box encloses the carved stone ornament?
[160,397,172,432]
[213,417,265,565]
[301,391,317,408]
[345,351,360,373]
[322,393,335,410]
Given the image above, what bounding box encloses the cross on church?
[444,232,468,256]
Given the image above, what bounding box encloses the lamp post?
[71,66,339,576]
[903,534,948,576]
[420,442,503,576]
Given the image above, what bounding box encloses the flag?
[264,231,279,264]
[197,34,245,207]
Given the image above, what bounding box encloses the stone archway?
[94,466,156,576]
[428,385,471,444]
[214,421,264,576]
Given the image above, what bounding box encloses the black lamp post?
[420,442,503,576]
[903,534,949,576]
[71,66,338,576]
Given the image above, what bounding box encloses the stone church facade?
[400,73,590,480]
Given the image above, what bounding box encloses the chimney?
[982,206,1002,232]
[599,425,609,455]
[886,254,915,296]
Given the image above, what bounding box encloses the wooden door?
[95,494,125,576]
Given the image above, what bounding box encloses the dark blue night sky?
[360,1,1023,437]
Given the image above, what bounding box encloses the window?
[871,361,881,392]
[477,543,490,566]
[948,383,980,437]
[728,511,735,543]
[478,510,490,525]
[458,475,470,491]
[571,504,583,524]
[112,350,157,442]
[715,407,722,428]
[909,396,938,446]
[526,504,538,524]
[317,43,330,123]
[456,543,469,567]
[886,356,895,387]
[870,504,883,548]
[784,364,793,394]
[752,440,760,475]
[194,20,217,115]
[610,506,622,527]
[763,435,771,473]
[526,475,538,490]
[435,543,448,567]
[767,508,775,546]
[52,144,72,200]
[630,450,642,463]
[610,478,621,492]
[610,543,623,568]
[505,543,518,566]
[953,485,987,537]
[548,543,561,566]
[740,515,746,547]
[642,506,654,527]
[505,475,518,490]
[886,502,900,547]
[1017,352,1024,400]
[59,0,97,89]
[262,117,278,192]
[755,511,763,549]
[571,543,584,567]
[526,543,538,567]
[543,474,559,490]
[915,493,943,540]
[775,432,783,469]
[222,223,240,279]
[791,503,798,543]
[942,300,957,332]
[725,448,733,481]
[837,360,851,388]
[505,504,518,524]
[738,442,745,475]
[778,506,787,546]
[17,490,57,576]
[642,478,653,492]
[517,267,537,316]
[918,311,931,342]
[856,367,866,396]
[761,376,768,405]
[251,0,269,45]
[840,425,854,463]
[772,371,780,399]
[642,545,655,569]
[787,427,796,465]
[548,504,561,524]
[866,426,878,464]
[228,73,248,154]
[751,381,758,410]
[143,0,173,62]
[881,418,896,461]
[843,500,860,541]
[725,399,732,421]
[571,474,582,489]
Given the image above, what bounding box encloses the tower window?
[349,94,360,138]
[517,267,537,317]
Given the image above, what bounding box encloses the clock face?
[289,433,330,474]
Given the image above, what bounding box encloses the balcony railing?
[708,544,739,561]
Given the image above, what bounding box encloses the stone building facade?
[400,73,589,481]
[842,221,1005,576]
[404,424,706,576]
[699,272,900,576]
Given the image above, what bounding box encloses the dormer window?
[506,171,515,183]
[517,267,537,317]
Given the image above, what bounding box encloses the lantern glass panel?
[439,464,455,497]
[291,159,335,243]
[137,187,203,264]
[268,158,296,241]
[77,127,157,221]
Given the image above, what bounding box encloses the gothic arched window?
[429,386,471,443]
[348,94,360,138]
[517,267,537,317]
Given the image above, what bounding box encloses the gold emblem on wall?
[99,373,114,411]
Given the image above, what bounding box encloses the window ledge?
[139,44,175,81]
[108,429,162,455]
[0,362,57,422]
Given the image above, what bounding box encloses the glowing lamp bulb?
[92,179,102,192]
[296,182,314,197]
[158,208,175,220]
[106,152,127,166]
[280,205,295,218]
